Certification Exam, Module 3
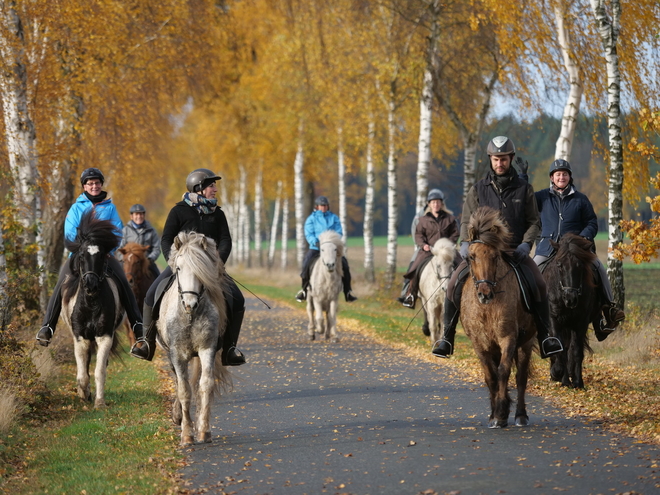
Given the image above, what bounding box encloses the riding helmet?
[80,167,105,186]
[549,159,572,177]
[486,136,516,156]
[427,188,445,202]
[186,168,221,193]
[315,196,330,207]
[130,204,146,214]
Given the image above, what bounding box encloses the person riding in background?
[295,195,358,303]
[432,136,563,359]
[401,188,460,308]
[131,168,246,366]
[36,168,144,348]
[118,203,161,278]
[534,159,625,340]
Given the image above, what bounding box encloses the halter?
[467,240,513,291]
[559,278,582,297]
[81,259,108,286]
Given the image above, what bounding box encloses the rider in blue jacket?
[36,168,144,348]
[534,159,625,340]
[295,196,357,303]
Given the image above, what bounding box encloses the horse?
[418,238,456,343]
[306,230,344,342]
[157,231,232,446]
[460,206,535,428]
[118,242,156,345]
[542,233,599,389]
[60,210,124,408]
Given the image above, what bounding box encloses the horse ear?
[550,239,559,251]
[467,225,475,242]
[201,237,208,251]
[174,235,182,250]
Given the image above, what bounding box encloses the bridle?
[467,240,513,292]
[175,256,205,309]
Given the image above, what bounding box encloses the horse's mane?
[431,237,457,262]
[555,233,597,288]
[466,207,511,251]
[319,230,344,259]
[65,210,121,255]
[169,232,227,311]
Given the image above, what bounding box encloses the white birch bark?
[590,0,625,307]
[337,127,347,245]
[281,197,289,270]
[240,166,250,267]
[385,96,398,288]
[554,2,584,161]
[0,226,9,329]
[362,118,376,283]
[416,67,433,212]
[268,180,282,269]
[0,4,39,256]
[253,167,263,267]
[293,121,305,267]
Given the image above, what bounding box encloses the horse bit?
[467,240,512,293]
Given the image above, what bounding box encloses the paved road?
[180,298,660,495]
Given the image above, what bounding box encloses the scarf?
[130,220,145,229]
[183,192,217,215]
[85,191,108,204]
[492,166,516,191]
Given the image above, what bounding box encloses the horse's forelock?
[66,210,120,255]
[557,233,597,267]
[467,207,511,251]
[319,230,344,258]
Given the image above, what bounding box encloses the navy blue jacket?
[534,185,598,257]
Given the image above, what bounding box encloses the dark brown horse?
[118,242,155,345]
[543,233,599,389]
[461,207,535,428]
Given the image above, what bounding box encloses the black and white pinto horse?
[157,231,231,445]
[307,230,344,342]
[61,210,124,408]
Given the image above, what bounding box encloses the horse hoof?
[94,400,107,409]
[488,419,508,429]
[199,432,212,443]
[331,337,339,343]
[308,334,315,341]
[181,436,194,446]
[514,416,529,427]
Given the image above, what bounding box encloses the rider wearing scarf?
[36,168,144,348]
[132,169,245,366]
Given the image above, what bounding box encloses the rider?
[432,136,563,359]
[401,188,460,308]
[534,158,625,340]
[295,195,358,303]
[131,168,246,366]
[36,168,144,347]
[118,203,161,278]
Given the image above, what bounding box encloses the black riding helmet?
[80,168,105,186]
[549,159,572,177]
[186,168,221,193]
[315,196,330,207]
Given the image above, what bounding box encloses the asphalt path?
[180,297,660,495]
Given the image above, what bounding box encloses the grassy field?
[1,235,658,494]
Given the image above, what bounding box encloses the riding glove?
[514,242,531,258]
[459,241,469,259]
[514,157,529,175]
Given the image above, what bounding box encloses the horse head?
[318,230,343,274]
[551,234,595,309]
[430,238,456,294]
[76,241,108,296]
[119,243,150,288]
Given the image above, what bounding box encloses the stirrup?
[540,337,563,358]
[36,325,54,347]
[402,294,415,308]
[222,346,246,366]
[432,339,453,358]
[130,338,152,361]
[295,290,306,302]
[345,290,358,302]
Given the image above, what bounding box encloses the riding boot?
[432,296,459,358]
[532,299,563,358]
[131,304,157,361]
[342,257,358,302]
[36,262,71,346]
[222,305,246,366]
[595,302,626,341]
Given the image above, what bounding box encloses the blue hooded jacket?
[304,209,342,250]
[64,193,123,252]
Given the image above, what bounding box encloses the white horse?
[307,230,344,342]
[157,232,232,446]
[418,237,456,344]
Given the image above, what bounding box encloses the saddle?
[503,253,538,313]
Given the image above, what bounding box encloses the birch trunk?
[337,127,347,245]
[554,2,584,161]
[590,0,625,307]
[416,67,433,212]
[281,197,289,270]
[363,118,376,283]
[0,227,9,330]
[0,3,39,263]
[294,121,305,267]
[254,168,263,267]
[385,96,398,289]
[268,181,282,269]
[240,166,250,267]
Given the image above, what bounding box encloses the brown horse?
[118,242,155,345]
[461,206,535,428]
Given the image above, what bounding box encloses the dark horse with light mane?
[118,242,155,345]
[460,207,535,428]
[61,210,124,408]
[542,233,599,389]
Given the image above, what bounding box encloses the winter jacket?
[534,185,598,257]
[119,220,161,261]
[304,210,342,250]
[461,168,540,248]
[415,210,459,248]
[161,201,232,263]
[64,193,123,251]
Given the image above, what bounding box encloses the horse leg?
[196,349,216,444]
[477,355,500,428]
[328,299,339,343]
[492,345,514,428]
[514,344,532,426]
[73,338,93,402]
[93,335,113,408]
[306,298,316,341]
[172,355,194,446]
[569,331,586,389]
[315,300,326,339]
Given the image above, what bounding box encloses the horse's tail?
[190,355,233,401]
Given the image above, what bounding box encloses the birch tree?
[362,118,377,283]
[254,167,264,267]
[268,180,282,269]
[281,197,290,270]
